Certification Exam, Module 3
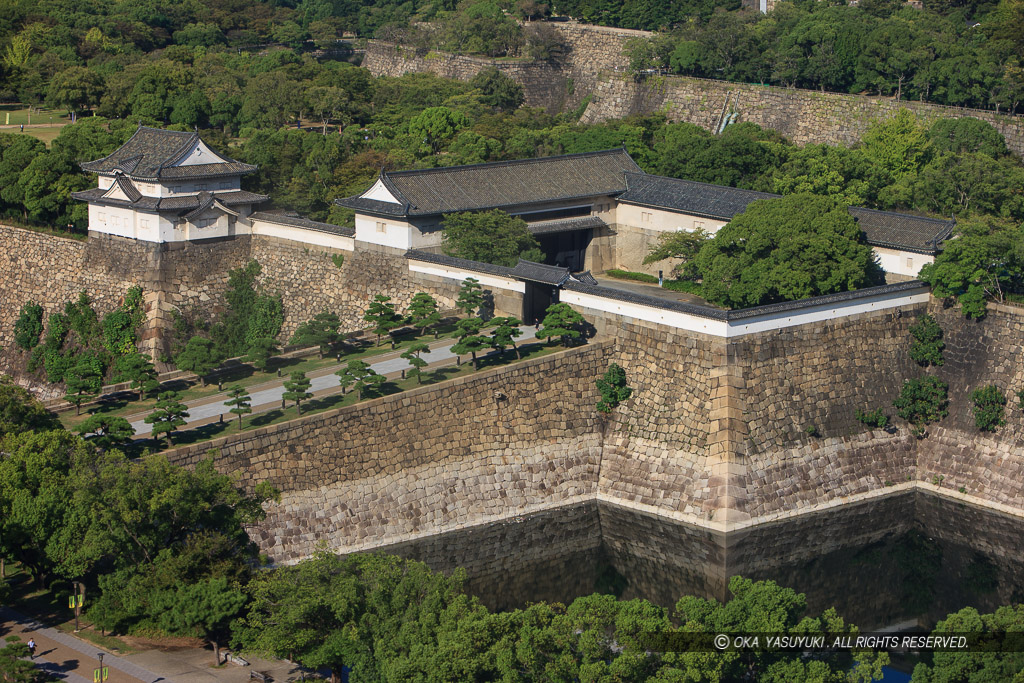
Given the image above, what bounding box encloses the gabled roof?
[848,207,954,255]
[337,149,641,217]
[617,172,778,221]
[510,260,571,285]
[80,126,256,181]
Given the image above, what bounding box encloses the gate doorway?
[523,281,558,326]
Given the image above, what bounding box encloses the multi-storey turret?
[72,126,268,242]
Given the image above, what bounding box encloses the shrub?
[908,314,944,367]
[894,376,949,428]
[13,301,44,351]
[855,407,889,429]
[804,424,820,437]
[331,253,345,268]
[596,363,632,413]
[970,385,1006,432]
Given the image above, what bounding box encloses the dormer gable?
[362,177,402,204]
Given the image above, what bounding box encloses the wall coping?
[161,339,613,462]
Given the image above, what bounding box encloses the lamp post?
[95,652,108,682]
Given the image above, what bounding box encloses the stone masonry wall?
[165,341,615,562]
[363,22,1024,156]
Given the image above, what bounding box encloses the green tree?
[224,385,252,430]
[469,67,525,111]
[242,337,280,373]
[908,314,945,367]
[75,415,135,451]
[537,302,586,348]
[363,295,402,347]
[695,194,885,308]
[910,605,1024,682]
[919,219,1024,319]
[970,385,1006,432]
[490,316,523,359]
[400,342,430,384]
[45,66,103,122]
[282,371,313,413]
[157,577,247,666]
[596,363,632,413]
[290,311,342,358]
[456,277,485,317]
[642,228,709,281]
[441,210,544,267]
[894,376,949,430]
[0,636,42,682]
[13,301,44,351]
[113,352,159,400]
[336,360,383,400]
[63,355,103,415]
[452,317,489,370]
[0,377,60,437]
[175,337,223,387]
[409,106,469,154]
[407,292,442,336]
[145,391,190,447]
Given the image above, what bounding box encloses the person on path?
[27,638,36,658]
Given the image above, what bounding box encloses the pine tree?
[596,363,633,413]
[335,360,383,400]
[363,295,403,347]
[490,316,523,359]
[452,317,489,370]
[282,371,313,413]
[113,352,159,400]
[145,391,190,447]
[224,385,252,430]
[537,303,586,348]
[243,336,280,372]
[75,414,135,450]
[63,357,103,415]
[290,311,342,358]
[401,342,431,384]
[175,336,224,387]
[456,278,484,317]
[407,292,442,337]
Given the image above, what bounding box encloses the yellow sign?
[69,595,84,608]
[92,666,109,682]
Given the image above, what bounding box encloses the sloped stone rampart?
[363,22,1024,156]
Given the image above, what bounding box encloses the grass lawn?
[2,562,140,655]
[0,105,71,126]
[16,127,63,147]
[135,340,565,454]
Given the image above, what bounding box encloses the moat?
[376,492,1024,630]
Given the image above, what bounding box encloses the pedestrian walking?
[27,638,36,658]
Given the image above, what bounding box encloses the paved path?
[0,606,168,683]
[128,332,541,437]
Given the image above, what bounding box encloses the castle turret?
[72,126,268,242]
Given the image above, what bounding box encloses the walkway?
[0,606,166,683]
[127,331,540,437]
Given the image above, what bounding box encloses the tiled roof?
[337,149,641,217]
[527,215,605,235]
[250,211,355,237]
[334,196,410,217]
[510,260,571,285]
[617,172,778,220]
[70,188,268,213]
[80,126,256,180]
[405,250,517,277]
[849,207,954,255]
[183,192,216,221]
[115,176,142,203]
[562,279,928,321]
[572,271,599,286]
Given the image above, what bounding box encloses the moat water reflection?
[376,492,1024,630]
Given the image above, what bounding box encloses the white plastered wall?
[874,247,931,279]
[250,219,355,251]
[354,215,415,250]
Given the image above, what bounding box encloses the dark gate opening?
[535,229,593,272]
[523,281,558,326]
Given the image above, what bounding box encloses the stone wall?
[154,295,1024,565]
[165,341,615,562]
[581,75,1024,157]
[363,22,1024,156]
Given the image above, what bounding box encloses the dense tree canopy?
[442,210,544,266]
[695,194,886,308]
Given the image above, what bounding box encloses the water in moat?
[376,492,1024,630]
